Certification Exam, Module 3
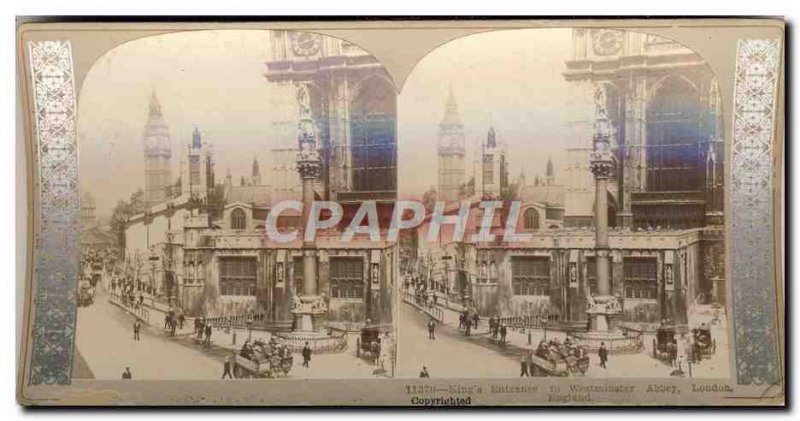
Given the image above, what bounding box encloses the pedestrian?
[427,318,436,340]
[204,324,212,347]
[222,355,233,379]
[370,340,381,366]
[133,320,141,341]
[499,324,507,345]
[197,318,206,340]
[520,354,529,377]
[178,313,185,330]
[465,320,471,337]
[170,317,177,336]
[164,313,171,330]
[472,313,480,330]
[599,341,608,369]
[419,366,430,378]
[302,341,312,368]
[121,367,132,380]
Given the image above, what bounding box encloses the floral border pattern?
[730,38,782,386]
[27,40,80,385]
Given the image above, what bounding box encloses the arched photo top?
[398,28,723,207]
[77,29,399,219]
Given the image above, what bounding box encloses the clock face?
[593,30,622,56]
[290,32,322,57]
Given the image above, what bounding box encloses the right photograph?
[396,28,728,379]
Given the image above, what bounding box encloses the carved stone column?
[292,85,327,333]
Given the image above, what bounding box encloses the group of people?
[194,316,213,347]
[532,336,598,372]
[163,308,186,337]
[487,316,508,345]
[458,310,480,336]
[534,337,587,362]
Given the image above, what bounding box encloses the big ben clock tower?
[437,88,466,202]
[143,90,172,208]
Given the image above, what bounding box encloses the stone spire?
[148,90,162,117]
[192,125,202,149]
[486,126,497,148]
[546,157,554,185]
[252,157,261,186]
[440,85,463,128]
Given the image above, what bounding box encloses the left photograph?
[75,30,398,380]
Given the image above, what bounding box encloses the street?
[74,285,394,380]
[75,287,222,380]
[397,301,519,378]
[397,299,731,379]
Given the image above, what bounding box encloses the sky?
[78,30,295,216]
[79,28,593,216]
[397,28,592,197]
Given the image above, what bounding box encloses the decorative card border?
[19,30,784,393]
[26,40,80,385]
[729,38,782,386]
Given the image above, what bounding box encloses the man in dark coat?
[499,324,507,345]
[133,320,141,341]
[599,342,609,369]
[520,354,529,377]
[427,319,436,340]
[302,342,312,368]
[203,324,212,348]
[222,355,233,379]
[419,366,430,378]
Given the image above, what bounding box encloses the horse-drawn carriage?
[233,338,294,378]
[77,280,95,307]
[691,324,716,359]
[356,323,392,361]
[529,338,590,376]
[652,325,679,361]
[653,323,715,363]
[90,263,104,287]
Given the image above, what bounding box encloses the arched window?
[231,208,246,230]
[523,208,539,230]
[350,76,397,192]
[646,77,707,191]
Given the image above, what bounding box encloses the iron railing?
[108,292,150,324]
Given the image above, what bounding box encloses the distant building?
[143,91,172,208]
[81,190,96,227]
[478,126,509,199]
[437,88,466,202]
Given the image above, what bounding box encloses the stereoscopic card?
[16,18,785,406]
